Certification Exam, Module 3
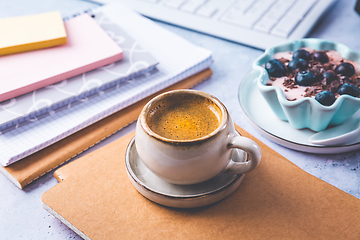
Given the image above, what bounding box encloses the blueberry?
[315,91,336,106]
[292,49,311,61]
[265,59,286,77]
[323,70,337,84]
[335,62,356,77]
[295,70,317,86]
[338,83,360,97]
[287,59,308,72]
[313,51,329,63]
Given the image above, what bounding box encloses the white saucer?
[125,137,246,208]
[238,70,360,154]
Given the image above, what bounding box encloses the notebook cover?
[0,12,158,133]
[0,11,67,56]
[41,124,360,239]
[0,13,123,102]
[0,68,212,189]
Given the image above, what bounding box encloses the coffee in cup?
[146,93,221,141]
[135,89,261,185]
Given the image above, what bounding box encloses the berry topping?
[315,91,336,106]
[323,70,337,84]
[313,51,329,63]
[287,59,308,72]
[295,70,317,86]
[265,59,286,77]
[335,62,356,77]
[338,83,360,97]
[292,49,311,61]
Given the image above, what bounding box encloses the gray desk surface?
[1,0,360,239]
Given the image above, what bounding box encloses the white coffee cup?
[135,90,261,185]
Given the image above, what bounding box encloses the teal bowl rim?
[254,38,360,110]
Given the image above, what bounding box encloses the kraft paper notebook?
[0,68,212,189]
[0,13,123,102]
[0,3,212,166]
[41,125,360,240]
[0,11,67,56]
[0,13,158,133]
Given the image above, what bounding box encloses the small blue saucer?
[238,70,360,154]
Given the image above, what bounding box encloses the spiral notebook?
[0,13,158,133]
[1,69,212,189]
[0,2,212,166]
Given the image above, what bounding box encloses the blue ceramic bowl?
[255,38,360,132]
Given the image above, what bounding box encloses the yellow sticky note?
[0,11,67,56]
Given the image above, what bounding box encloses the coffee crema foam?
[146,94,222,141]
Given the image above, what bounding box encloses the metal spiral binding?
[62,8,96,21]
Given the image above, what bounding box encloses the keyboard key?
[164,0,186,9]
[253,19,278,33]
[246,0,276,19]
[254,0,295,33]
[221,0,275,28]
[220,9,254,28]
[289,0,317,17]
[262,0,295,21]
[231,0,256,13]
[270,14,300,37]
[271,0,317,37]
[196,5,218,17]
[181,0,207,13]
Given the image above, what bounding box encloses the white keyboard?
[96,0,337,49]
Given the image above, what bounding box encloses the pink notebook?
[0,14,123,102]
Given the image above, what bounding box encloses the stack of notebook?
[0,2,213,188]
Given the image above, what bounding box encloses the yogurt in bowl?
[255,39,360,132]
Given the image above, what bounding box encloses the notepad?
[0,3,212,166]
[0,11,67,56]
[41,126,360,239]
[0,13,158,133]
[0,13,123,102]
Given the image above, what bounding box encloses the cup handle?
[224,135,261,174]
